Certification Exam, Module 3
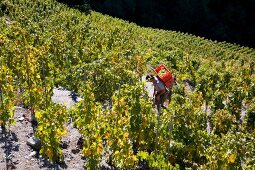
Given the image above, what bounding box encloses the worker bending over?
[146,75,169,109]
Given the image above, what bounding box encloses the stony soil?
[0,88,85,170]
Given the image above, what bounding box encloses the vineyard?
[0,0,255,169]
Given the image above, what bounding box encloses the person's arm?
[158,89,166,96]
[153,87,156,98]
[156,88,166,101]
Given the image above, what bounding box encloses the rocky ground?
[0,88,86,170]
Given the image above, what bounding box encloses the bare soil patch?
[0,88,85,170]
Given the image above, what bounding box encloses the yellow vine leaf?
[35,110,42,119]
[114,150,120,156]
[228,154,236,164]
[46,148,53,159]
[118,139,124,147]
[82,148,91,156]
[96,145,103,155]
[123,132,129,138]
[125,155,138,166]
[104,132,110,139]
[108,140,113,146]
[57,128,67,136]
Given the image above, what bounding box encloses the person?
[146,75,169,109]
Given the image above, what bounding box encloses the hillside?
[90,0,255,48]
[0,0,255,169]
